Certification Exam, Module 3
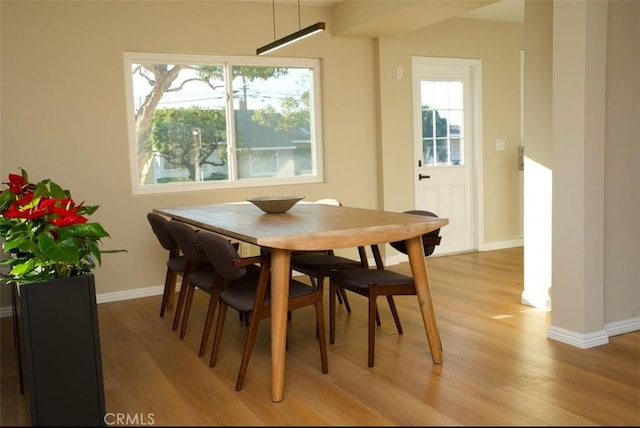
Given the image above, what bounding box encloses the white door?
[412,57,480,254]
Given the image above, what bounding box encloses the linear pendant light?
[256,0,325,56]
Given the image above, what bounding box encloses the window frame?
[123,52,324,195]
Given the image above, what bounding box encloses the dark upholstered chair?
[290,249,367,313]
[289,198,362,312]
[170,220,258,357]
[199,230,328,391]
[166,221,214,347]
[146,213,186,318]
[329,210,442,367]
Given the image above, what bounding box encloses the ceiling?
[234,0,524,24]
[232,0,524,38]
[457,0,524,23]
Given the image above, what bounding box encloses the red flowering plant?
[0,168,125,283]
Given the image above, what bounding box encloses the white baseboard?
[604,316,640,337]
[547,326,610,348]
[479,238,524,252]
[0,284,166,318]
[521,289,552,311]
[546,318,640,349]
[0,305,12,318]
[386,239,524,267]
[96,285,165,304]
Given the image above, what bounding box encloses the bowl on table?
[246,195,305,214]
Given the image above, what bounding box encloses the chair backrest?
[389,210,442,257]
[315,198,342,206]
[196,231,247,281]
[167,221,207,263]
[147,213,178,251]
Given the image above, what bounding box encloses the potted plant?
[0,167,125,426]
[0,168,124,282]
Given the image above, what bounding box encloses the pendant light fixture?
[256,0,326,56]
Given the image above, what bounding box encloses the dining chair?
[328,210,442,367]
[146,213,186,318]
[165,220,214,339]
[289,198,362,312]
[199,230,328,391]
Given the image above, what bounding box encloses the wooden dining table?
[153,202,448,402]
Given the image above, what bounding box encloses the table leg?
[406,236,443,364]
[270,248,291,402]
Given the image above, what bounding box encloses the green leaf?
[77,204,100,216]
[0,189,16,212]
[63,222,110,239]
[10,258,36,277]
[46,181,70,199]
[86,240,102,266]
[38,232,80,264]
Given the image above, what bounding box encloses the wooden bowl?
[246,195,305,214]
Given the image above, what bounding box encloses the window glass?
[124,53,323,194]
[420,80,465,167]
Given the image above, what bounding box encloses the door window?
[420,80,464,167]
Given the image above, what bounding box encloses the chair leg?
[314,300,329,374]
[386,295,403,335]
[209,303,228,367]
[235,312,263,391]
[325,271,343,304]
[320,271,351,313]
[308,276,318,288]
[168,271,179,311]
[199,288,221,357]
[338,288,352,313]
[375,301,382,326]
[368,294,377,368]
[172,276,189,330]
[159,267,173,318]
[329,281,337,344]
[179,284,196,339]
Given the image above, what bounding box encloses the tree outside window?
[124,53,323,193]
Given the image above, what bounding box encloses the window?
[123,52,323,194]
[420,80,464,166]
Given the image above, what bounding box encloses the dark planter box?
[13,273,106,426]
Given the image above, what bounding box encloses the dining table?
[153,202,448,402]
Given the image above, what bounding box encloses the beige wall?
[2,1,636,342]
[550,0,639,339]
[377,18,524,243]
[0,1,380,297]
[602,0,640,327]
[0,1,522,299]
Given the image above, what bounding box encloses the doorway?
[412,57,482,254]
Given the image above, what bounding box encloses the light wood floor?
[2,247,639,425]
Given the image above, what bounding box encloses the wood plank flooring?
[2,247,639,425]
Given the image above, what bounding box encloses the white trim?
[546,325,609,349]
[604,317,640,337]
[95,285,165,304]
[386,239,523,267]
[521,288,551,311]
[0,305,12,318]
[0,285,167,318]
[410,56,483,254]
[473,63,484,253]
[479,238,523,252]
[3,288,639,350]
